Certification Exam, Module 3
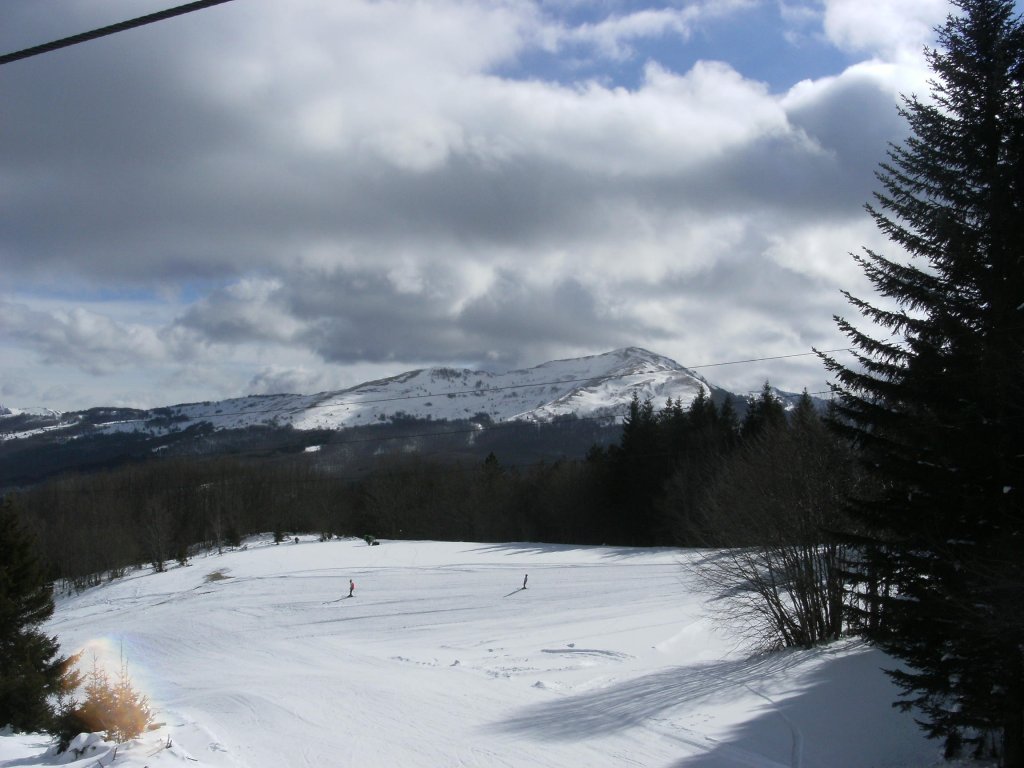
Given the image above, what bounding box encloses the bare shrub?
[692,409,862,650]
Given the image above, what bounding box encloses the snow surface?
[2,537,946,768]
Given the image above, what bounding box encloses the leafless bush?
[691,413,862,650]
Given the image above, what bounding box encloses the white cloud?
[545,1,753,59]
[446,59,796,179]
[0,300,171,374]
[183,1,779,177]
[764,218,883,290]
[179,278,306,344]
[821,0,950,60]
[248,365,331,396]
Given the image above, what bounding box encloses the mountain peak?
[608,346,686,369]
[535,347,683,375]
[2,349,715,440]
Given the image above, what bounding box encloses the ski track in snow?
[2,537,944,768]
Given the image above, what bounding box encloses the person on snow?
[523,573,528,590]
[349,579,355,597]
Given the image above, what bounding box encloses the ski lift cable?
[0,0,239,67]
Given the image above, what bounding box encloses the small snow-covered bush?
[49,732,113,764]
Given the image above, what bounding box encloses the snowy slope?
[289,346,709,431]
[0,348,712,441]
[1,538,945,768]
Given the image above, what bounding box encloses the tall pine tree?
[821,1,1024,762]
[0,495,80,732]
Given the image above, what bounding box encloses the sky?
[0,0,957,411]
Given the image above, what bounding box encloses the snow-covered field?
[2,537,944,768]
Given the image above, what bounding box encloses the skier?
[523,573,528,590]
[349,579,355,598]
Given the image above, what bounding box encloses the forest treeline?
[0,407,621,489]
[6,384,858,593]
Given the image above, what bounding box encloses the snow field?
[1,537,942,768]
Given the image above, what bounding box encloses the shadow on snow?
[464,542,686,560]
[488,641,933,768]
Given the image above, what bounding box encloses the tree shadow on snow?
[489,642,934,768]
[668,645,935,768]
[0,736,62,767]
[464,542,683,560]
[487,651,808,742]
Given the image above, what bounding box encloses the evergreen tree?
[741,381,787,438]
[78,655,152,744]
[608,393,664,544]
[684,389,716,435]
[0,495,80,732]
[657,396,689,457]
[717,395,740,442]
[790,390,819,431]
[821,1,1024,762]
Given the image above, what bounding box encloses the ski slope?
[1,538,943,768]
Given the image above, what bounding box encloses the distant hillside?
[0,348,817,490]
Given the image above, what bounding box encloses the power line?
[19,346,851,426]
[688,348,851,369]
[0,0,238,67]
[122,347,853,426]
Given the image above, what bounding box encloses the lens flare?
[73,634,161,711]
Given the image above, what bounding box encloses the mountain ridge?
[1,347,722,441]
[0,347,823,490]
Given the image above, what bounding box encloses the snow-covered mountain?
[282,346,711,432]
[1,347,717,440]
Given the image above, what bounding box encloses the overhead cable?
[0,0,238,67]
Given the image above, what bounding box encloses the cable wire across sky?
[0,0,239,66]
[54,346,849,428]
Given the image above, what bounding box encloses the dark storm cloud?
[179,266,659,371]
[785,72,909,179]
[0,17,262,280]
[458,272,666,350]
[630,76,907,220]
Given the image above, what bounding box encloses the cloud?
[782,63,910,188]
[178,278,306,345]
[820,0,949,60]
[542,1,754,60]
[2,22,796,282]
[0,375,37,402]
[0,299,198,374]
[248,366,332,396]
[0,0,940,409]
